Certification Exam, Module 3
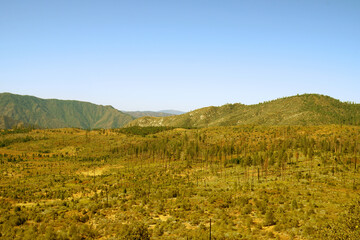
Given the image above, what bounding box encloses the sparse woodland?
[0,125,360,239]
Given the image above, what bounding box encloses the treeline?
[107,126,360,174]
[0,136,36,148]
[111,126,177,136]
[0,127,35,136]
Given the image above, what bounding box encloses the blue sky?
[1,0,359,111]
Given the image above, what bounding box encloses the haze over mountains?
[124,110,183,118]
[0,92,359,129]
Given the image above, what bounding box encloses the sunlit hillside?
[128,94,360,128]
[0,125,359,239]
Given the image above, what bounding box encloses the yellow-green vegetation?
[0,125,360,239]
[128,94,360,127]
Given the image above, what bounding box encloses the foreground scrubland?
[0,125,360,239]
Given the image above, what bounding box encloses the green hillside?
[0,93,134,129]
[0,115,25,129]
[127,94,360,127]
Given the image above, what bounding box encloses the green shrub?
[264,209,276,226]
[117,223,150,240]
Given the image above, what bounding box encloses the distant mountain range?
[1,93,359,129]
[124,110,184,118]
[0,93,184,129]
[127,94,360,127]
[158,110,185,115]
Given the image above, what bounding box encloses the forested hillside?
[0,116,24,129]
[0,93,134,129]
[128,94,360,127]
[2,93,359,130]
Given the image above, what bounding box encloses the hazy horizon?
[1,0,359,112]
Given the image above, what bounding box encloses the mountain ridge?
[2,93,360,129]
[0,92,134,129]
[127,94,360,127]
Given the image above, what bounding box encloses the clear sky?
[1,0,359,112]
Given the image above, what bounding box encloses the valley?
[0,125,359,239]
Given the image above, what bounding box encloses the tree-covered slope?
[0,115,25,129]
[0,93,134,129]
[127,94,360,127]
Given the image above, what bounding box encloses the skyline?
[1,91,359,114]
[1,0,359,112]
